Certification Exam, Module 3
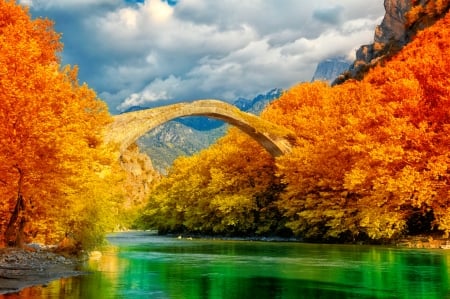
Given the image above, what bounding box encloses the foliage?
[406,0,450,26]
[142,10,450,242]
[140,128,285,236]
[0,1,125,249]
[265,10,450,241]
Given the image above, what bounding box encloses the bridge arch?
[104,100,295,157]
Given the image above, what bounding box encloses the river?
[2,231,450,298]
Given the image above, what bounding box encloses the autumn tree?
[140,8,450,243]
[406,0,450,25]
[263,9,450,241]
[354,11,450,238]
[0,1,124,248]
[140,127,284,236]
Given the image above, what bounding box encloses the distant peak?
[311,57,351,84]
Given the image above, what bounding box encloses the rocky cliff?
[120,144,161,210]
[336,0,450,83]
[311,57,351,84]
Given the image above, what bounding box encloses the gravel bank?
[0,248,85,295]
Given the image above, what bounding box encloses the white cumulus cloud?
[27,0,385,113]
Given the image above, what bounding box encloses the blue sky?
[21,0,384,113]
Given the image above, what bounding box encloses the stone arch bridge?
[104,99,295,157]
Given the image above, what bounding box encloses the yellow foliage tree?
[0,1,125,248]
[141,128,283,236]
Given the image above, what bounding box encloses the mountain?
[134,88,282,173]
[233,97,253,111]
[137,121,226,173]
[311,57,351,84]
[246,88,283,114]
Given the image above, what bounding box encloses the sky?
[21,0,385,114]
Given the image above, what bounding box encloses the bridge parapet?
[105,100,295,157]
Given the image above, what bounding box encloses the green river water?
[3,231,450,298]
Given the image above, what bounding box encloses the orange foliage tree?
[262,81,381,240]
[141,8,450,242]
[264,10,450,241]
[0,1,124,248]
[407,0,450,25]
[355,13,450,238]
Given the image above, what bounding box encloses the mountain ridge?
[311,57,351,84]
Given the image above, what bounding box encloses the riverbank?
[173,232,450,248]
[0,247,85,295]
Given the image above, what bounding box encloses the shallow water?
[2,231,450,298]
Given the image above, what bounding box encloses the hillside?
[136,89,282,173]
[138,123,226,173]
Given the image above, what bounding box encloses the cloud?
[313,6,344,25]
[26,0,385,113]
[119,14,383,111]
[117,75,181,110]
[18,0,33,6]
[20,0,120,9]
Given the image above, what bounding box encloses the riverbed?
[2,231,450,298]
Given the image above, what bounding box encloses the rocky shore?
[0,247,85,295]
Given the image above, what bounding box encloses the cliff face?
[375,0,413,44]
[337,0,449,83]
[348,0,413,79]
[311,57,351,84]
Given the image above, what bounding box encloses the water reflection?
[2,232,450,299]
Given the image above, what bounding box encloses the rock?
[342,0,412,81]
[311,57,351,84]
[0,247,84,295]
[27,243,42,251]
[55,256,66,263]
[337,0,450,83]
[375,0,413,44]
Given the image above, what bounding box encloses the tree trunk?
[4,166,26,247]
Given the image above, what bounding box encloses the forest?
[139,5,450,242]
[0,0,449,249]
